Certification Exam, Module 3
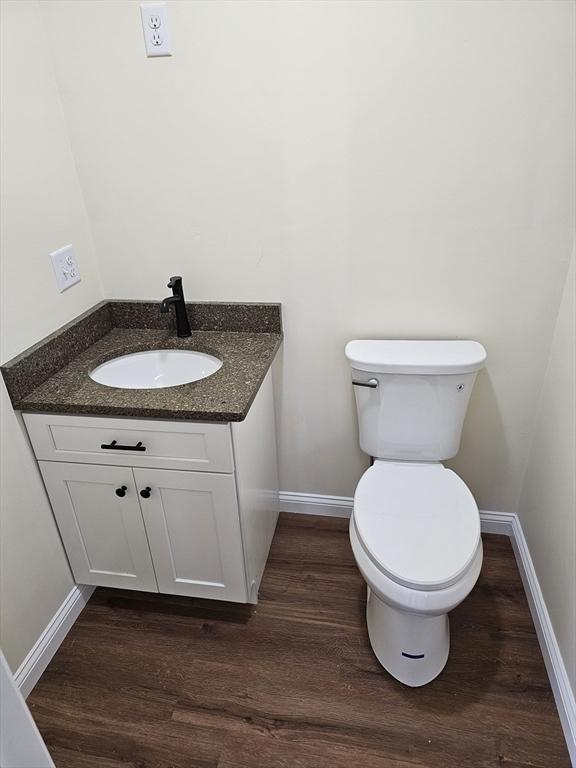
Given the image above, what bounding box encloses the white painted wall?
[519,251,576,693]
[42,0,575,512]
[0,0,103,671]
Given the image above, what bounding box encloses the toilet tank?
[345,340,486,461]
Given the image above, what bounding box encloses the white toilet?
[345,339,487,687]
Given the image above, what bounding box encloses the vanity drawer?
[23,413,234,473]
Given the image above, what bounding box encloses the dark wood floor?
[28,513,569,768]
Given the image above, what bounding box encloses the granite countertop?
[1,301,282,422]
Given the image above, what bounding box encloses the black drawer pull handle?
[140,487,151,499]
[115,486,127,498]
[101,440,146,452]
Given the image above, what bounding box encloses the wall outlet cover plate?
[140,3,172,58]
[50,244,81,292]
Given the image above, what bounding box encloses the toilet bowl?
[345,339,487,687]
[350,460,482,686]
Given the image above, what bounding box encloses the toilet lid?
[353,462,480,591]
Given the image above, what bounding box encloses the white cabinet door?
[39,462,158,592]
[134,469,247,602]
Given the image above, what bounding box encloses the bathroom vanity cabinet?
[23,370,279,604]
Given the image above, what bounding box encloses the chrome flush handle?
[352,378,378,389]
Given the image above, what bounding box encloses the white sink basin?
[89,350,222,390]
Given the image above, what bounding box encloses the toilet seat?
[353,461,480,592]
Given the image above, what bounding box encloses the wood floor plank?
[27,513,570,768]
[29,694,223,768]
[217,733,421,768]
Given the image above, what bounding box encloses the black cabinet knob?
[140,487,151,499]
[115,486,127,498]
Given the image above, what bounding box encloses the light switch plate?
[140,3,172,58]
[50,244,81,292]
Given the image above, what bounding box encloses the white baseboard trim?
[477,508,515,536]
[279,491,353,518]
[509,515,576,766]
[279,491,575,763]
[14,584,94,699]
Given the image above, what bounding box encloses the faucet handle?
[167,275,182,289]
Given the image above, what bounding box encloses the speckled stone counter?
[1,301,282,421]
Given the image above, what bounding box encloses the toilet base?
[366,587,450,687]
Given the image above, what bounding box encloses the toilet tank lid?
[345,339,487,375]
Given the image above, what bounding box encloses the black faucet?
[160,276,191,337]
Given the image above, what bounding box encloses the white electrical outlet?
[140,3,172,57]
[50,244,81,292]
